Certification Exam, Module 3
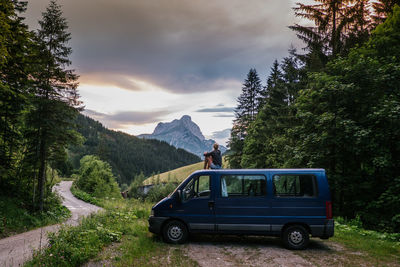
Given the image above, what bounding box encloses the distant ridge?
[138,115,227,158]
[69,114,201,185]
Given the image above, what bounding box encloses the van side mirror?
[175,190,182,203]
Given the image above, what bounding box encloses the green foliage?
[27,213,122,266]
[25,199,152,267]
[242,52,301,169]
[1,0,81,213]
[336,216,400,242]
[0,194,70,238]
[70,185,104,207]
[290,0,372,62]
[228,68,263,168]
[373,0,400,24]
[291,6,400,230]
[68,114,200,185]
[24,0,81,211]
[75,155,121,199]
[26,198,196,267]
[237,5,400,233]
[128,172,147,199]
[334,217,400,263]
[145,183,177,202]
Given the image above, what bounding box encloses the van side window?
[220,175,266,197]
[273,175,317,197]
[182,175,210,201]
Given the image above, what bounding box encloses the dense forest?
[228,0,400,232]
[67,114,200,186]
[0,0,80,212]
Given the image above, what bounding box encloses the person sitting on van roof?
[204,143,222,169]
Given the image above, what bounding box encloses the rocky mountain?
[138,115,227,158]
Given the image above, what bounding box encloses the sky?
[23,0,309,146]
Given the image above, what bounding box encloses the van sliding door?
[215,173,270,233]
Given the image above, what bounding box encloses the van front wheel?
[282,225,309,250]
[162,220,188,244]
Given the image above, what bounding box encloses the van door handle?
[208,201,215,208]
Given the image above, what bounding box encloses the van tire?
[162,220,188,244]
[282,225,309,250]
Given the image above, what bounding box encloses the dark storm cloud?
[83,109,169,129]
[24,0,301,93]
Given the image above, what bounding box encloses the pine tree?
[290,0,372,66]
[372,0,400,24]
[227,68,263,168]
[0,0,32,193]
[25,0,80,211]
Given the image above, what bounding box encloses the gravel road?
[0,181,102,267]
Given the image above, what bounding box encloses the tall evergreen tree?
[241,54,301,169]
[227,68,262,168]
[290,0,372,67]
[292,6,400,229]
[373,0,400,24]
[25,0,80,211]
[0,0,32,193]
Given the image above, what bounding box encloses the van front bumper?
[148,216,169,235]
[310,219,334,238]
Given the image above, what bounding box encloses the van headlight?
[150,209,154,216]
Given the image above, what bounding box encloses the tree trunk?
[331,1,337,57]
[37,132,46,212]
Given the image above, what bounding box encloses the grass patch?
[332,218,400,264]
[143,156,229,185]
[70,184,105,207]
[0,196,70,238]
[25,198,195,267]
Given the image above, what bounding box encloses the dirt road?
[0,181,102,267]
[183,234,391,267]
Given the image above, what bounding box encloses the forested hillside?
[66,114,200,186]
[228,1,400,232]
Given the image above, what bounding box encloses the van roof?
[191,168,325,174]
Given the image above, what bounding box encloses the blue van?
[148,169,334,249]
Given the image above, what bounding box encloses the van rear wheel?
[162,220,188,244]
[282,225,309,250]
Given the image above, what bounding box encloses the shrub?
[146,183,177,202]
[74,155,121,199]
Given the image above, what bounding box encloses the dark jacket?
[205,149,222,166]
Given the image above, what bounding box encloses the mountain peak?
[138,115,226,157]
[181,115,191,121]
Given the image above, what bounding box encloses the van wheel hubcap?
[289,231,303,244]
[168,226,182,240]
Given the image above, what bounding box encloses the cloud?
[196,107,235,113]
[24,0,301,94]
[80,73,143,91]
[210,128,231,139]
[83,109,169,129]
[206,128,232,146]
[213,114,235,118]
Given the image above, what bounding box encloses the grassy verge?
[0,196,70,239]
[332,217,400,264]
[25,199,195,267]
[143,156,229,185]
[70,184,104,207]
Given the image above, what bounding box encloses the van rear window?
[273,174,317,197]
[220,175,266,197]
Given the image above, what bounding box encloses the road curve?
[0,181,102,266]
